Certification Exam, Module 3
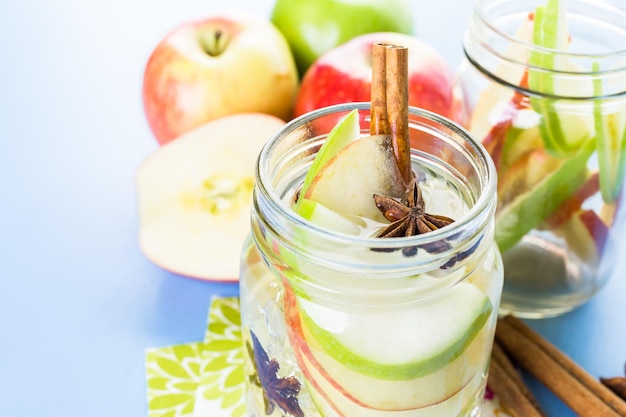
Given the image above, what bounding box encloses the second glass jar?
[455,0,626,317]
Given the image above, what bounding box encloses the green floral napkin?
[145,297,510,417]
[146,297,245,417]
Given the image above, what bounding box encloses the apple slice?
[136,113,285,281]
[495,138,595,252]
[498,110,543,172]
[297,283,491,379]
[469,11,534,142]
[553,208,610,267]
[304,134,405,222]
[284,278,491,416]
[497,149,561,208]
[593,73,626,203]
[298,199,362,235]
[299,351,485,417]
[297,108,360,209]
[544,172,600,229]
[528,0,598,158]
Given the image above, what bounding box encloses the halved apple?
[304,134,405,223]
[136,113,285,281]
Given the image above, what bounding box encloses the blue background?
[1,0,624,416]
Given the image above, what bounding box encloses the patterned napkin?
[145,297,511,417]
[146,297,246,417]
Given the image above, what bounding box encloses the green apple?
[270,0,414,76]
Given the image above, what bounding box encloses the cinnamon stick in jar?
[369,43,412,191]
[370,43,390,138]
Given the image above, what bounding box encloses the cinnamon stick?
[488,340,545,417]
[496,315,626,417]
[370,43,389,137]
[602,376,626,401]
[369,43,412,189]
[385,45,411,189]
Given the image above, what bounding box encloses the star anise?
[374,180,455,257]
[248,331,304,417]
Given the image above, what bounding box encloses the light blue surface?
[1,0,624,416]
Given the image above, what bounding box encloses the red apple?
[293,32,459,122]
[142,12,298,145]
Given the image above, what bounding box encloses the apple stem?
[200,30,228,57]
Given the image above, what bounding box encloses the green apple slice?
[296,108,360,211]
[298,282,491,380]
[283,282,492,412]
[298,198,361,235]
[298,344,486,416]
[498,110,543,172]
[593,65,626,203]
[469,11,534,143]
[528,0,596,157]
[304,134,405,222]
[495,137,595,252]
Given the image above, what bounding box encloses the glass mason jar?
[239,103,502,417]
[455,0,626,318]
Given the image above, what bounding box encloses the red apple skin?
[143,13,298,145]
[578,209,609,257]
[294,32,457,122]
[545,172,600,229]
[282,282,365,414]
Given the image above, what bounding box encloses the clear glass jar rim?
[255,102,498,253]
[472,0,626,63]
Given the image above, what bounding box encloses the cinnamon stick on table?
[602,374,626,401]
[496,315,626,417]
[369,43,412,190]
[488,340,545,417]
